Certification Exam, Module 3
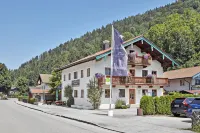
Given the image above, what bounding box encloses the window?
[152,90,157,97]
[105,67,111,76]
[74,71,78,79]
[105,89,110,98]
[68,73,71,80]
[74,90,78,98]
[195,79,200,85]
[180,80,185,86]
[119,89,125,97]
[142,70,148,77]
[152,71,157,76]
[142,89,148,96]
[81,90,84,98]
[63,75,66,81]
[81,70,84,78]
[87,68,90,77]
[192,99,200,104]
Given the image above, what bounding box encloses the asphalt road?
[0,100,115,133]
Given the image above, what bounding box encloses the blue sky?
[0,0,175,69]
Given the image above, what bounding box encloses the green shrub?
[140,93,200,115]
[115,99,126,109]
[122,105,128,109]
[192,123,200,132]
[67,97,74,107]
[1,95,8,100]
[126,104,130,108]
[140,96,155,115]
[28,98,36,104]
[165,96,172,115]
[18,96,28,102]
[154,96,162,114]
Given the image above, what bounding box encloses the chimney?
[103,40,110,50]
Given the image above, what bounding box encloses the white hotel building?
[57,35,179,109]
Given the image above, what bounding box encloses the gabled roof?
[163,66,200,79]
[56,35,179,71]
[29,87,49,94]
[38,74,52,84]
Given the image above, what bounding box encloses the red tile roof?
[56,34,178,71]
[164,66,200,79]
[30,88,50,94]
[56,35,143,71]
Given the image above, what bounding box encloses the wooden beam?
[141,47,151,53]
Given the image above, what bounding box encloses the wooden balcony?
[128,55,151,67]
[98,76,168,86]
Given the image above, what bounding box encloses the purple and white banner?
[112,28,128,76]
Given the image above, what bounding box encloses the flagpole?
[108,25,114,116]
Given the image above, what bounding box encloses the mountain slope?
[11,0,200,86]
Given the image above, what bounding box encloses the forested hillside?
[11,0,200,86]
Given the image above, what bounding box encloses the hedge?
[140,93,200,115]
[28,98,36,104]
[18,96,29,102]
[140,96,155,115]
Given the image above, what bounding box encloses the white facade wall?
[99,85,163,109]
[61,45,165,109]
[164,77,200,91]
[164,78,192,91]
[62,60,96,108]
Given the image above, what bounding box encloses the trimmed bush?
[18,96,29,102]
[154,96,162,114]
[115,99,126,109]
[165,96,172,115]
[1,95,8,100]
[28,98,36,104]
[140,93,200,115]
[140,96,155,115]
[67,97,74,107]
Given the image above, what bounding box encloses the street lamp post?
[43,85,45,103]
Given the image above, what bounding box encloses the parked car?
[171,97,195,117]
[186,98,200,118]
[55,101,66,106]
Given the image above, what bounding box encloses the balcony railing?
[128,55,151,66]
[98,76,168,86]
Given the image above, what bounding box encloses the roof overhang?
[56,56,96,71]
[96,36,179,67]
[56,35,179,71]
[193,72,200,79]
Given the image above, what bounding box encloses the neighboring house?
[164,66,200,92]
[37,74,52,90]
[29,74,53,102]
[57,35,178,109]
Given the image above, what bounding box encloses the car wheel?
[173,113,180,117]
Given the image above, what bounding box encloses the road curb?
[15,101,124,133]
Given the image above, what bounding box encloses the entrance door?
[129,89,135,104]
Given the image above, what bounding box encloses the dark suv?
[171,97,195,117]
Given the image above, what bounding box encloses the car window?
[174,98,185,104]
[192,99,200,104]
[186,98,195,103]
